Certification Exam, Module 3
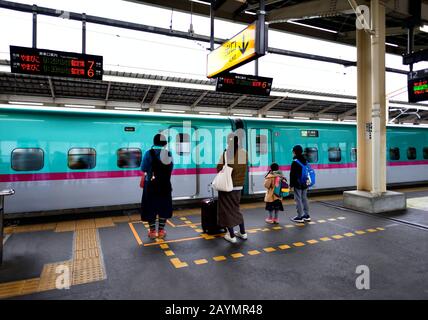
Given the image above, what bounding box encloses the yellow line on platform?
[143,235,203,247]
[128,223,143,246]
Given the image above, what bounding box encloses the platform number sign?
[10,46,103,80]
[408,69,428,103]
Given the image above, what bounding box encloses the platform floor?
[1,188,428,300]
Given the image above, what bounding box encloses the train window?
[117,148,142,168]
[256,134,268,155]
[351,148,357,162]
[304,147,318,163]
[68,148,96,170]
[11,148,44,171]
[176,133,190,155]
[407,147,417,160]
[424,147,428,160]
[389,148,400,161]
[328,147,342,162]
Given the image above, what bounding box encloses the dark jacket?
[289,155,308,190]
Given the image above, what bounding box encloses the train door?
[248,128,273,194]
[167,126,198,199]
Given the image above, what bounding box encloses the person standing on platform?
[216,133,248,244]
[141,133,173,240]
[289,145,311,223]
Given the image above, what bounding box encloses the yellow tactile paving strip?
[0,225,106,299]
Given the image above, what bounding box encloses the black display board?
[408,69,428,103]
[216,73,273,96]
[10,46,103,80]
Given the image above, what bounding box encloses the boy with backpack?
[264,163,288,224]
[289,145,315,223]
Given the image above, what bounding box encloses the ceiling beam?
[227,95,247,111]
[150,86,164,107]
[48,77,55,100]
[289,100,312,114]
[191,91,208,110]
[338,107,357,120]
[140,85,151,107]
[105,82,111,101]
[258,97,286,115]
[315,103,340,117]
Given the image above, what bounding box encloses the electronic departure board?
[408,69,428,103]
[10,46,103,80]
[216,73,273,96]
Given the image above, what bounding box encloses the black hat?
[293,145,303,155]
[153,133,167,147]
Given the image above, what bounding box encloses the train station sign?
[408,68,428,103]
[9,46,103,80]
[216,73,273,96]
[207,22,268,78]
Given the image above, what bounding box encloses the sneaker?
[291,216,304,223]
[265,218,274,224]
[148,230,157,239]
[302,215,311,222]
[234,231,248,240]
[272,218,279,224]
[158,229,167,239]
[224,233,237,244]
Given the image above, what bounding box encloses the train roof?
[1,104,427,130]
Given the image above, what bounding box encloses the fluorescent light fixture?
[272,91,356,104]
[287,21,338,34]
[293,117,310,120]
[244,10,257,15]
[199,111,221,115]
[161,109,186,113]
[266,115,284,118]
[343,119,356,122]
[319,118,334,121]
[114,107,142,111]
[420,24,428,33]
[190,0,210,6]
[389,103,428,112]
[386,42,399,48]
[65,104,96,108]
[9,101,44,106]
[233,113,253,117]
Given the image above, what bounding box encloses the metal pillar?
[0,189,15,265]
[255,0,266,76]
[32,4,37,48]
[356,29,372,191]
[370,0,387,195]
[407,27,414,72]
[82,13,86,54]
[210,2,214,51]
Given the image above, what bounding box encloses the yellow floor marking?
[190,225,197,229]
[272,226,283,230]
[194,259,208,265]
[328,218,337,221]
[213,256,227,261]
[367,229,377,233]
[332,235,344,239]
[376,227,385,231]
[344,233,355,237]
[248,230,258,234]
[195,229,203,233]
[231,253,244,259]
[296,223,305,227]
[94,217,115,229]
[179,217,188,221]
[0,278,41,299]
[308,222,316,225]
[337,217,346,220]
[143,236,203,246]
[293,242,305,247]
[278,244,291,250]
[317,220,326,223]
[285,224,294,228]
[164,250,175,257]
[167,220,176,227]
[320,237,332,241]
[160,244,169,249]
[184,221,192,225]
[307,240,319,244]
[128,223,143,246]
[248,250,261,255]
[355,230,366,235]
[201,234,217,240]
[170,258,188,269]
[176,222,202,227]
[263,247,276,252]
[262,228,271,232]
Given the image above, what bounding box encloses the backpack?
[149,149,173,195]
[273,175,290,198]
[294,159,316,188]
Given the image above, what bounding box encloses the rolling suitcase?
[201,198,225,235]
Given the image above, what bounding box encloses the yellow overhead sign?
[207,23,259,78]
